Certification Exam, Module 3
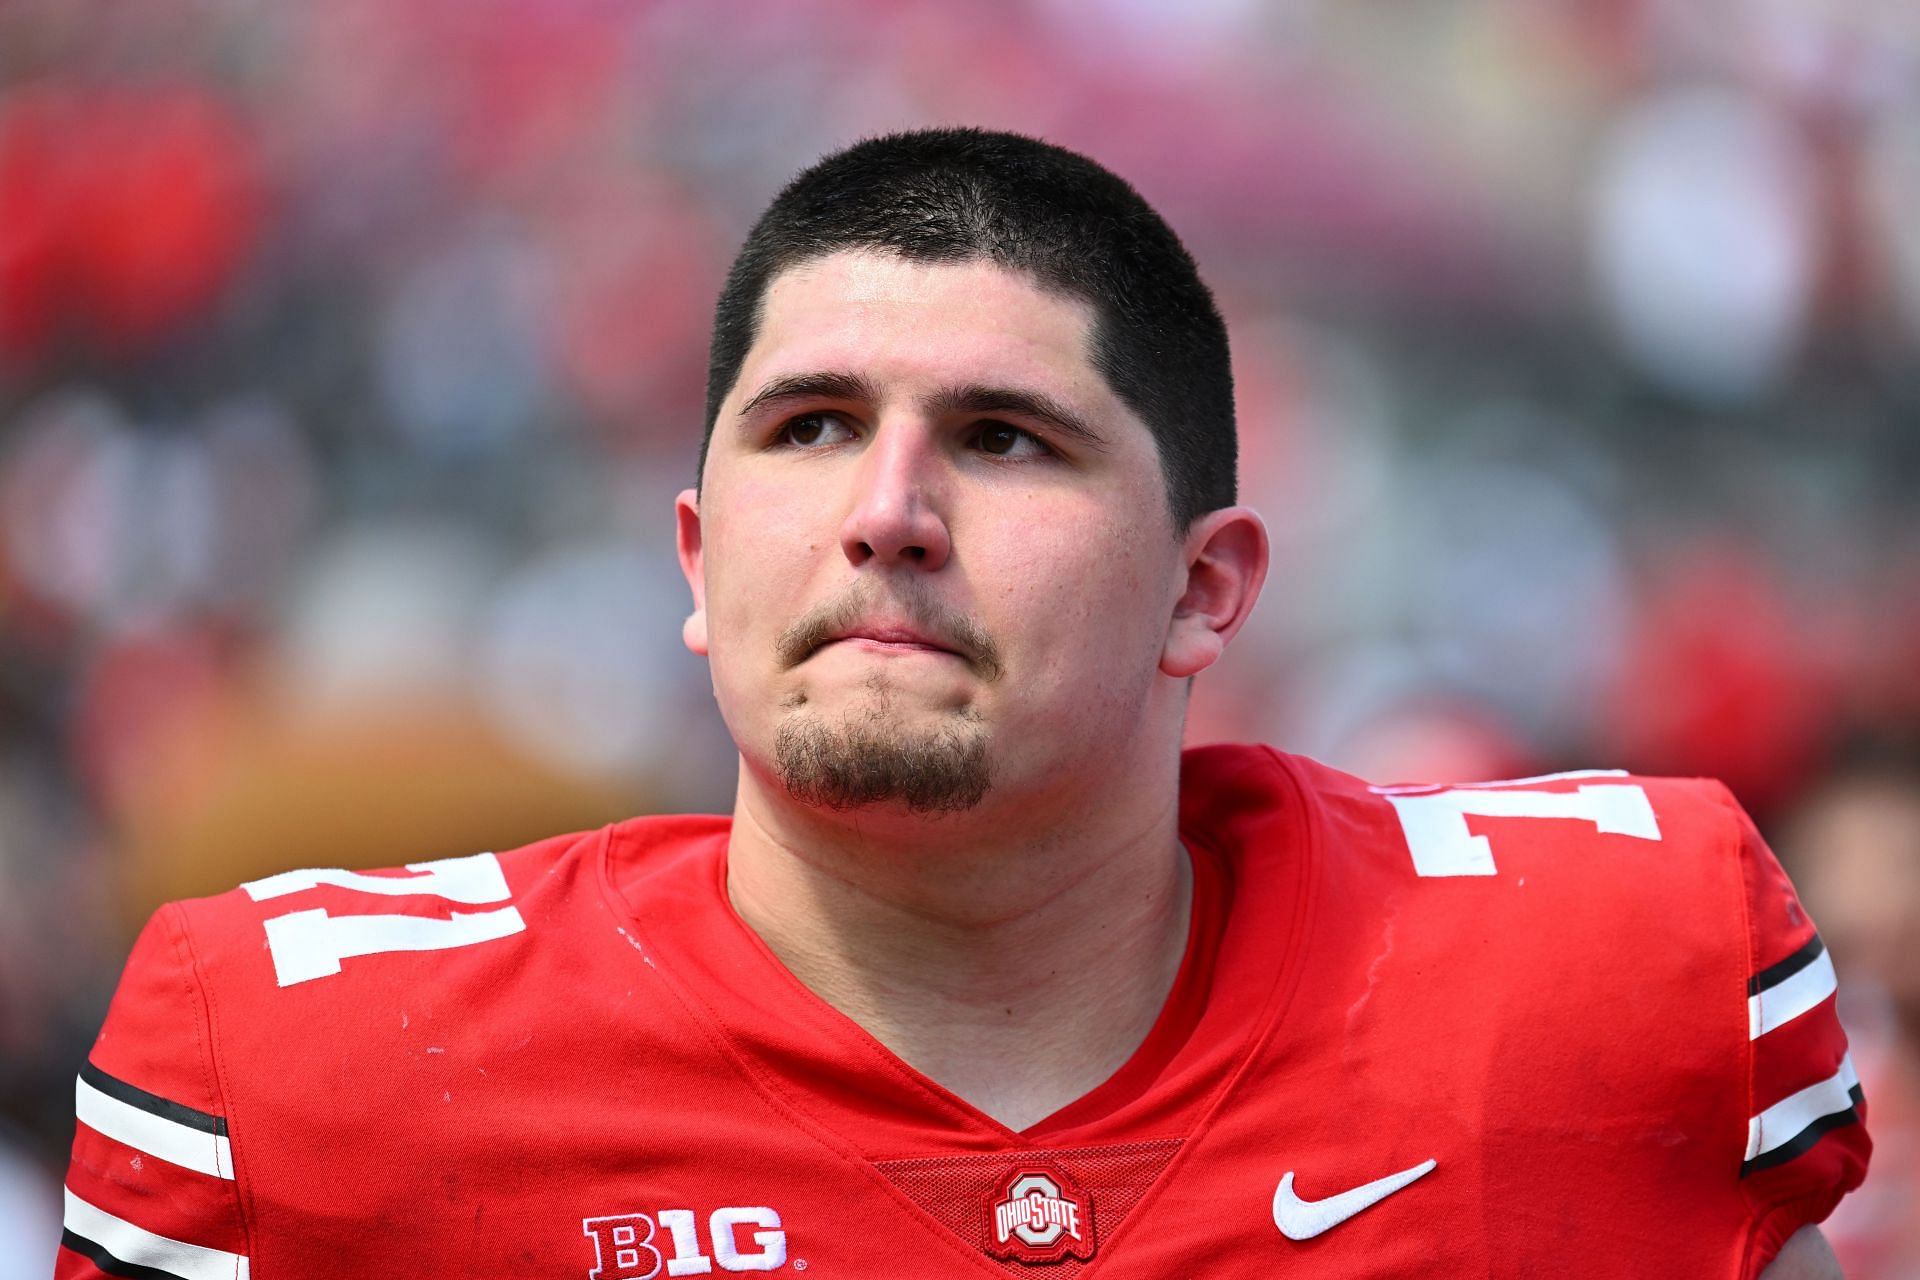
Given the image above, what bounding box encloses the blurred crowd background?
[3,0,1918,1273]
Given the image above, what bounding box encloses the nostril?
[904,545,926,561]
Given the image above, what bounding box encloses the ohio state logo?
[984,1163,1096,1264]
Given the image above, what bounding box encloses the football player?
[59,129,1866,1278]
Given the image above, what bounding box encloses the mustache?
[775,583,1004,682]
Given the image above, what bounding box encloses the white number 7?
[1376,772,1662,877]
[242,852,526,987]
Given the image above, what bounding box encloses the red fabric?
[65,1121,246,1256]
[58,905,251,1277]
[57,746,1867,1276]
[1750,997,1850,1116]
[1718,783,1872,1276]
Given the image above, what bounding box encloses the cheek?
[702,483,830,630]
[984,506,1172,677]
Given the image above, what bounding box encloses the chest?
[223,939,1748,1280]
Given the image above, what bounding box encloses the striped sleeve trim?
[1742,1054,1864,1176]
[61,1188,249,1280]
[1747,935,1837,1040]
[75,1064,233,1180]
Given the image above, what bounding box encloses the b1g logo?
[985,1164,1096,1264]
[583,1207,788,1278]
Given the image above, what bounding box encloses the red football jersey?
[59,745,1868,1278]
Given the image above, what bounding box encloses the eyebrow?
[738,371,880,419]
[923,383,1111,452]
[739,370,1111,452]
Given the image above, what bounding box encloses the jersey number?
[1377,772,1662,877]
[243,852,526,986]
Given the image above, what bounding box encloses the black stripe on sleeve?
[79,1061,226,1137]
[1738,1083,1866,1177]
[59,1229,191,1280]
[1747,934,1825,997]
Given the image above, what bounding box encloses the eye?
[775,412,857,448]
[973,422,1051,459]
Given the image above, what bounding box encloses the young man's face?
[679,250,1195,814]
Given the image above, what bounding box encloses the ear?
[1160,506,1269,679]
[675,488,709,657]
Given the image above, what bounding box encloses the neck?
[724,759,1193,1131]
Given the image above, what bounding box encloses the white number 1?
[1377,772,1662,877]
[242,852,526,986]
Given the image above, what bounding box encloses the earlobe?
[675,488,710,657]
[1160,506,1269,679]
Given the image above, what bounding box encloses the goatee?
[774,680,990,813]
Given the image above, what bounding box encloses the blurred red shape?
[0,82,263,361]
[1605,544,1832,814]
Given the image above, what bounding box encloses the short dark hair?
[700,128,1236,529]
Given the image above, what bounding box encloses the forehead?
[733,251,1123,418]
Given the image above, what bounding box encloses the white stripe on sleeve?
[1747,947,1839,1040]
[63,1187,249,1280]
[1745,1053,1861,1162]
[74,1075,234,1180]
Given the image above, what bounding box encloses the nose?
[838,423,951,571]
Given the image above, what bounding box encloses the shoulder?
[155,812,734,1007]
[88,813,736,1106]
[1190,745,1869,1275]
[78,816,722,1138]
[65,815,731,1274]
[83,825,624,1107]
[1184,742,1751,891]
[1181,748,1771,1000]
[163,825,603,989]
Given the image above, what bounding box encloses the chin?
[770,702,993,814]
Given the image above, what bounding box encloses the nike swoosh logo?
[1272,1158,1437,1241]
